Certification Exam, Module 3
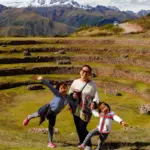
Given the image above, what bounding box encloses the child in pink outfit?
[78,102,128,150]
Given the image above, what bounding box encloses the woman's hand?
[90,102,96,110]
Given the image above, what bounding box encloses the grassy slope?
[0,35,150,149]
[0,9,75,36]
[0,86,150,150]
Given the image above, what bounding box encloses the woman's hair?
[98,102,111,113]
[80,65,92,74]
[55,81,68,91]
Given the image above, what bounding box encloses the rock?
[27,84,45,90]
[56,59,71,65]
[104,89,122,96]
[116,92,122,96]
[139,104,150,115]
[1,45,7,47]
[120,54,129,59]
[55,50,66,54]
[24,50,31,56]
[28,128,59,134]
[92,73,97,78]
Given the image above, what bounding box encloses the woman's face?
[80,66,91,81]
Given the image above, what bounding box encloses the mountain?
[30,0,90,9]
[109,0,150,13]
[0,0,90,9]
[0,4,6,13]
[0,1,141,36]
[107,6,120,11]
[1,0,150,13]
[0,8,75,36]
[28,5,137,28]
[138,10,150,17]
[28,6,104,28]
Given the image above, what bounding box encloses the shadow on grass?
[102,142,150,149]
[58,141,150,149]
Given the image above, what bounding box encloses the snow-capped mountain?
[0,0,90,9]
[0,0,149,13]
[107,6,120,11]
[109,0,150,12]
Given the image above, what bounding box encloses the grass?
[0,35,150,149]
[0,74,78,83]
[0,86,150,150]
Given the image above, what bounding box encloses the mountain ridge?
[0,0,150,14]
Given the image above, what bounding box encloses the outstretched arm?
[113,114,128,127]
[92,110,99,117]
[36,76,61,97]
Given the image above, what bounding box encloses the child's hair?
[55,81,68,91]
[98,102,111,113]
[80,65,92,74]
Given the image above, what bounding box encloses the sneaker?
[47,142,56,148]
[78,144,85,149]
[23,117,30,126]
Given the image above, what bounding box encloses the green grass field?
[0,35,150,149]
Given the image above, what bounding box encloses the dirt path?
[119,22,143,34]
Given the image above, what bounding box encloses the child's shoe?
[47,142,56,148]
[23,117,30,126]
[78,144,85,149]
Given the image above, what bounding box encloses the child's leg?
[82,128,100,146]
[23,112,39,126]
[28,112,39,120]
[96,133,109,150]
[48,114,56,142]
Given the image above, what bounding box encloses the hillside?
[130,15,150,31]
[71,14,150,37]
[0,35,150,149]
[30,6,137,28]
[0,8,75,36]
[0,4,138,36]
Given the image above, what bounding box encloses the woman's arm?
[92,82,100,104]
[69,81,75,94]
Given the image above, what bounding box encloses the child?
[23,76,68,148]
[78,102,128,150]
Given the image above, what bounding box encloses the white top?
[92,110,123,133]
[69,79,100,121]
[69,79,100,103]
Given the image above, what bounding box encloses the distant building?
[114,21,119,26]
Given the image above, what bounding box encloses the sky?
[0,0,149,12]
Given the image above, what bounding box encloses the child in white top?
[78,102,128,150]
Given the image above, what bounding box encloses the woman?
[69,65,100,149]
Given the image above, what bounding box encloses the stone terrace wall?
[1,56,150,69]
[0,66,80,76]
